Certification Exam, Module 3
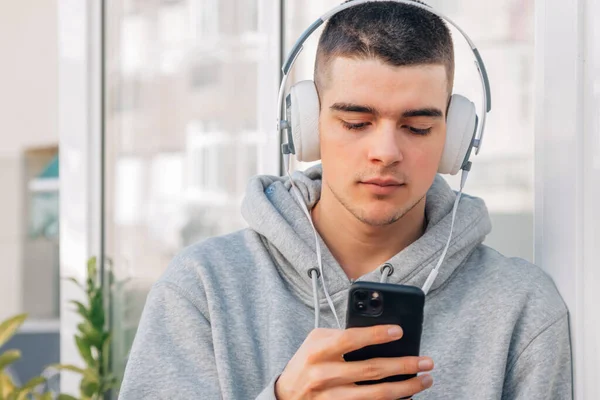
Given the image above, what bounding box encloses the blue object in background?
[4,328,60,390]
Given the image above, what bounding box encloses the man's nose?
[367,122,403,166]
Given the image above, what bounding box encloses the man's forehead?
[322,57,449,110]
[326,56,447,84]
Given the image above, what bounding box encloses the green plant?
[0,313,49,400]
[50,257,117,400]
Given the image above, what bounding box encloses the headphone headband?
[277,0,492,154]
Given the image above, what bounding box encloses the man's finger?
[330,325,404,357]
[354,374,434,399]
[343,356,433,384]
[322,374,433,400]
[313,356,433,388]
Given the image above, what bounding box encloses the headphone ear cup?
[289,80,321,162]
[439,94,477,175]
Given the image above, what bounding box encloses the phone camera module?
[353,290,383,314]
[354,290,368,301]
[369,299,382,309]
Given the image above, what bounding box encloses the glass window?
[104,0,280,384]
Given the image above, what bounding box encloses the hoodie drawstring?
[285,155,341,329]
[309,268,321,328]
[380,263,394,283]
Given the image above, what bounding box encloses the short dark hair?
[314,0,454,95]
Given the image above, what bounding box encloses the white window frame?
[58,0,103,395]
[534,0,600,398]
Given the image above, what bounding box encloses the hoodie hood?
[241,164,492,304]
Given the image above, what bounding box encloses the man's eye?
[406,126,432,135]
[342,121,370,131]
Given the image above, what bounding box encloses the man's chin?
[352,208,403,227]
[349,197,425,227]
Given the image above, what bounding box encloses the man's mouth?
[359,178,405,195]
[361,177,404,186]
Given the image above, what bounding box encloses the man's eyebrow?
[330,103,378,115]
[329,103,444,119]
[402,108,444,118]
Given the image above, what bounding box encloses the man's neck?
[311,187,426,281]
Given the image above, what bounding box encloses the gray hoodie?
[120,165,572,399]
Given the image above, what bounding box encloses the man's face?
[318,57,448,226]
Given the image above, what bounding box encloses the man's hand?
[274,325,434,400]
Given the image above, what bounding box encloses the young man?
[120,2,572,399]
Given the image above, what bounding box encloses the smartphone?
[344,281,425,385]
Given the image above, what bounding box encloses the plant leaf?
[70,300,89,319]
[101,335,111,376]
[87,257,97,287]
[88,290,105,330]
[0,350,21,371]
[63,277,84,291]
[0,314,28,348]
[0,372,17,398]
[49,364,99,385]
[57,394,79,400]
[15,375,46,400]
[46,363,87,375]
[75,335,96,368]
[80,374,100,398]
[20,376,46,391]
[77,321,103,349]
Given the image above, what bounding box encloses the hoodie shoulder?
[155,229,264,299]
[169,229,261,268]
[460,244,568,322]
[457,245,571,385]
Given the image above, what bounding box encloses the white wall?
[58,0,102,394]
[0,0,58,320]
[535,0,600,397]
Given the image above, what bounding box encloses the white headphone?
[276,0,493,327]
[278,0,492,176]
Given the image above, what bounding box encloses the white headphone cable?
[283,154,342,329]
[422,165,470,295]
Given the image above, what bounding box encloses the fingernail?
[388,326,403,337]
[418,358,434,371]
[420,374,433,388]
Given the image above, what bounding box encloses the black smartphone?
[344,281,425,385]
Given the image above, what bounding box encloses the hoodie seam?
[504,311,568,376]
